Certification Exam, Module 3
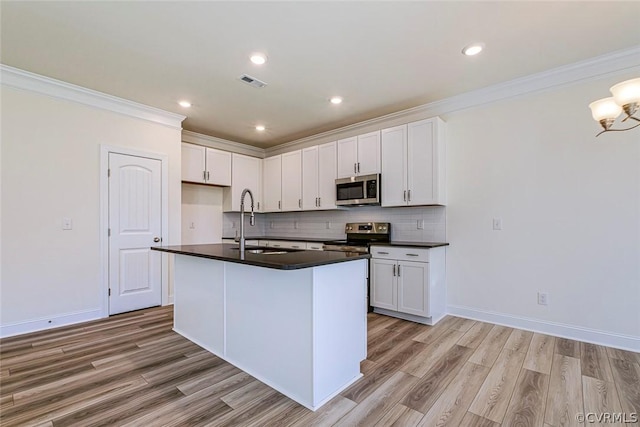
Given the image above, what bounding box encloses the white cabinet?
[302,142,337,210]
[370,245,446,325]
[223,153,262,212]
[263,155,282,212]
[181,143,231,186]
[281,151,302,211]
[336,131,381,178]
[381,117,446,207]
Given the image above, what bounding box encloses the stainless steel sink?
[230,247,289,255]
[246,249,288,255]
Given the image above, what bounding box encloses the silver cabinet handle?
[292,245,300,248]
[299,199,302,208]
[357,162,360,173]
[403,190,407,201]
[318,197,321,207]
[408,189,411,201]
[203,171,207,181]
[406,253,419,257]
[153,237,161,243]
[315,197,318,207]
[397,265,401,276]
[257,201,260,210]
[354,163,357,174]
[393,264,396,276]
[377,251,389,255]
[207,171,210,181]
[278,200,281,210]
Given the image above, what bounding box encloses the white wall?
[1,86,182,332]
[444,72,640,347]
[182,183,224,244]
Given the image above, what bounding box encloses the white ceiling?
[2,1,639,148]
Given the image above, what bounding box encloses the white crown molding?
[267,46,640,155]
[1,64,186,130]
[182,130,265,158]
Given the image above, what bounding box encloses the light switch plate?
[62,217,72,230]
[492,217,503,230]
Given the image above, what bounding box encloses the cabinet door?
[181,143,206,183]
[302,146,319,210]
[317,141,337,209]
[356,131,381,176]
[397,260,430,317]
[407,119,435,205]
[205,148,231,186]
[381,125,407,207]
[281,150,302,211]
[336,136,358,178]
[370,259,397,311]
[230,154,262,212]
[263,155,282,212]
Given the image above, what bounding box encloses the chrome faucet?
[239,188,255,252]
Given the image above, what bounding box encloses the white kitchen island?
[152,244,369,411]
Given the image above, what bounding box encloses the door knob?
[153,237,161,243]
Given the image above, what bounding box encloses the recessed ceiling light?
[178,100,192,108]
[462,43,485,56]
[250,53,267,65]
[255,125,266,131]
[330,96,343,105]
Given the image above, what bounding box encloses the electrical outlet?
[62,217,72,230]
[537,292,549,306]
[189,222,195,229]
[493,217,503,230]
[417,219,424,230]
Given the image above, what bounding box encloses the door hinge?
[107,168,111,177]
[108,228,111,237]
[108,288,111,296]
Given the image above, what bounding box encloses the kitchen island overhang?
[151,244,370,411]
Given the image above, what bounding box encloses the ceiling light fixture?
[462,43,485,56]
[250,53,267,65]
[589,77,640,136]
[178,100,192,108]
[255,125,266,131]
[330,96,343,105]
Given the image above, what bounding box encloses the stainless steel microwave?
[335,174,380,206]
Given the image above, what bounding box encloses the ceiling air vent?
[239,74,267,88]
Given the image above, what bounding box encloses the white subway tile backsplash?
[223,206,446,242]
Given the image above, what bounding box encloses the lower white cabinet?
[370,245,446,325]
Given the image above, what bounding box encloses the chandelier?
[588,78,640,137]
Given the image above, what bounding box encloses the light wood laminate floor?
[1,306,638,426]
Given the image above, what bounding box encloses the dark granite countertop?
[222,236,330,243]
[372,241,449,248]
[151,244,369,270]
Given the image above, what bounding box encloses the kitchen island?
[151,244,370,410]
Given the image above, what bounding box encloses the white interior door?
[109,152,162,315]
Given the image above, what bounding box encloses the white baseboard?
[0,308,104,339]
[447,305,640,352]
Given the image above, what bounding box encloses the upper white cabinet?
[182,143,231,186]
[223,153,262,212]
[281,150,303,211]
[302,141,337,210]
[263,155,282,212]
[336,131,381,178]
[381,118,446,206]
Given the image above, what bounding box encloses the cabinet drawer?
[370,246,430,262]
[306,242,324,251]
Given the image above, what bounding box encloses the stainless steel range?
[323,222,391,253]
